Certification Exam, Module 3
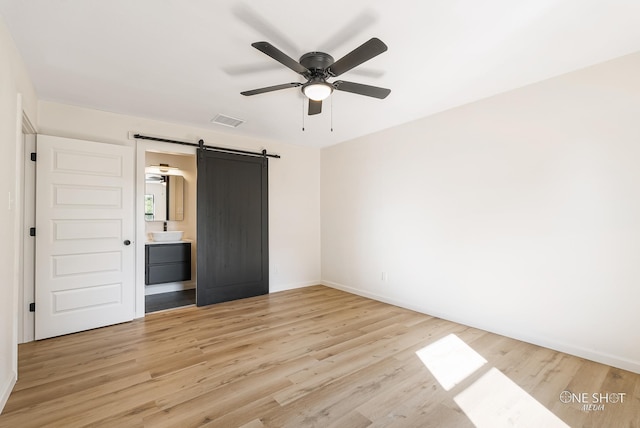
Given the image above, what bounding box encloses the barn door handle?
[123,240,131,246]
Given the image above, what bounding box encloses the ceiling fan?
[241,38,391,115]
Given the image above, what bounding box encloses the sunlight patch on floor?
[416,334,570,427]
[415,333,487,391]
[454,367,569,428]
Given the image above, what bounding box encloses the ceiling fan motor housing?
[299,52,334,77]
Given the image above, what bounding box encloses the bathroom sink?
[151,231,184,242]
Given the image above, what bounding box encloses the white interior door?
[35,134,135,340]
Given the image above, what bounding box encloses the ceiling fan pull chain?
[302,97,305,131]
[330,95,333,132]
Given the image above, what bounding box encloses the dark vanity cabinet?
[145,242,191,285]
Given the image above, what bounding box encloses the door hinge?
[29,303,35,312]
[30,227,36,237]
[30,152,37,162]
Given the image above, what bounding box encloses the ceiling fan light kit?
[302,80,333,101]
[241,37,390,116]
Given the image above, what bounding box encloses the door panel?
[197,150,268,306]
[35,135,135,340]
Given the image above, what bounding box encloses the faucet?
[163,221,168,231]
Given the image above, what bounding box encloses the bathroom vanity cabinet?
[145,242,191,285]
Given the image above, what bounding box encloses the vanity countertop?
[145,239,192,245]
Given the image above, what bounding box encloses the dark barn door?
[196,149,269,306]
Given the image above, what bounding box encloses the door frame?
[18,103,37,344]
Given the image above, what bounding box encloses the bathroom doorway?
[143,151,197,313]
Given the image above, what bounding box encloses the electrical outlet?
[381,271,387,281]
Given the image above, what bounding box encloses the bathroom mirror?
[145,174,184,221]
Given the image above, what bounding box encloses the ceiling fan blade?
[318,10,377,53]
[251,41,309,75]
[328,38,388,77]
[333,81,391,99]
[241,82,301,96]
[308,99,322,115]
[233,4,299,56]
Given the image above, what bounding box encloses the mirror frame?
[144,174,184,221]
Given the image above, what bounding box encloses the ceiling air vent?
[210,114,244,128]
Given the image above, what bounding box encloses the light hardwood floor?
[1,285,638,427]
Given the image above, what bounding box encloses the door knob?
[123,240,131,246]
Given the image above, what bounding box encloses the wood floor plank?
[3,358,143,413]
[264,354,418,427]
[202,397,281,428]
[142,366,293,427]
[1,285,638,427]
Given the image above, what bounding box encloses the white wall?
[321,52,640,373]
[0,15,38,412]
[38,101,322,316]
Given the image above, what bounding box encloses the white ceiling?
[1,0,639,148]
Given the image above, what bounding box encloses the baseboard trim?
[270,280,320,293]
[321,280,640,374]
[0,371,16,414]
